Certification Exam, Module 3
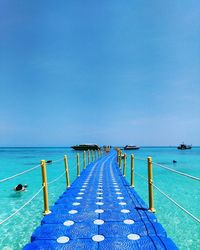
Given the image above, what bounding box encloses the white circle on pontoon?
[63,220,74,226]
[127,234,140,240]
[92,235,105,242]
[116,192,122,195]
[78,192,84,195]
[124,219,135,225]
[97,192,103,195]
[80,189,85,191]
[95,209,104,213]
[68,210,78,214]
[57,236,70,243]
[117,197,124,200]
[96,202,104,205]
[97,197,103,199]
[72,202,80,206]
[115,188,120,191]
[121,209,130,213]
[93,219,104,225]
[76,197,83,200]
[82,185,87,188]
[119,202,127,205]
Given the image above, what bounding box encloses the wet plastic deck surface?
[23,150,178,250]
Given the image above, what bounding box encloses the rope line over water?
[51,158,63,163]
[153,162,200,181]
[135,171,148,181]
[134,170,200,224]
[48,171,66,185]
[0,164,40,183]
[153,184,200,224]
[134,157,200,181]
[0,186,43,225]
[0,157,66,184]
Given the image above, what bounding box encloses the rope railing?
[48,171,66,185]
[135,157,146,161]
[134,169,200,224]
[135,171,148,181]
[0,157,65,184]
[153,162,200,181]
[153,183,200,223]
[0,186,43,225]
[134,157,200,181]
[51,157,63,163]
[0,164,40,183]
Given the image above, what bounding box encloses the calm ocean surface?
[0,147,199,250]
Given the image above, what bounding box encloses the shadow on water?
[9,192,24,198]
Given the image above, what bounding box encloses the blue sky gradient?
[0,0,200,146]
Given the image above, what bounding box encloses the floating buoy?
[46,160,52,164]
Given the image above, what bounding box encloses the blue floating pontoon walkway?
[24,150,177,250]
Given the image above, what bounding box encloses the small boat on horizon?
[177,143,192,150]
[124,145,140,150]
[71,144,100,151]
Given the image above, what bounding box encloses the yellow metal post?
[131,154,134,187]
[94,150,97,160]
[119,151,122,168]
[117,150,119,164]
[64,155,70,188]
[40,160,51,215]
[148,157,156,213]
[84,151,86,169]
[77,153,80,177]
[117,149,121,165]
[123,153,127,176]
[88,150,90,164]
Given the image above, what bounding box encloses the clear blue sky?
[0,0,200,146]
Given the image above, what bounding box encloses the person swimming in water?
[14,184,28,192]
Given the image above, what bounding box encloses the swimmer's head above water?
[14,184,27,191]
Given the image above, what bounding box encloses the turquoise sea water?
[0,147,199,250]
